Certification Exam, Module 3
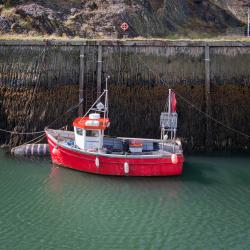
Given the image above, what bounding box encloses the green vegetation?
[1,33,250,42]
[3,1,12,9]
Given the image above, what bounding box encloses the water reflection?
[46,157,218,196]
[1,150,250,249]
[48,166,62,193]
[46,163,185,204]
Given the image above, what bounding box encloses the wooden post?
[205,45,210,96]
[248,7,250,37]
[205,45,212,149]
[79,46,85,116]
[97,45,103,98]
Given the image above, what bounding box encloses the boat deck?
[46,129,182,156]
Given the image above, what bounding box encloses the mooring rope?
[46,98,84,128]
[0,129,45,135]
[133,51,250,139]
[12,124,65,150]
[12,133,46,150]
[12,124,67,150]
[175,92,250,139]
[0,99,84,136]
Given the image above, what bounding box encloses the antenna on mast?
[160,89,178,143]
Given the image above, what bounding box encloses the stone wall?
[0,40,249,152]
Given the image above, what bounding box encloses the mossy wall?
[0,45,79,87]
[0,41,249,152]
[0,85,79,147]
[108,84,250,152]
[102,46,205,85]
[108,84,207,152]
[210,47,250,84]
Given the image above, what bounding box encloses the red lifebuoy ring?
[120,22,129,31]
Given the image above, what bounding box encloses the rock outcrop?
[0,0,245,38]
[15,3,73,35]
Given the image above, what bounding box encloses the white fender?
[163,134,168,142]
[52,146,58,155]
[171,154,178,164]
[124,162,129,174]
[176,139,181,146]
[95,157,100,168]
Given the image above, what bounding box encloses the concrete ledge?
[1,39,250,47]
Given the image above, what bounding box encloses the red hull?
[47,133,184,176]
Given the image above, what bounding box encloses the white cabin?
[73,113,109,151]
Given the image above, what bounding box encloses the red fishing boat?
[46,77,184,176]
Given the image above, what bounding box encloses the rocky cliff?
[0,0,246,38]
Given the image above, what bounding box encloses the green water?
[0,150,249,250]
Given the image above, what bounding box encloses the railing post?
[79,45,85,116]
[97,45,103,98]
[205,45,212,149]
[248,7,250,37]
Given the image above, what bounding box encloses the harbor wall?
[0,40,249,152]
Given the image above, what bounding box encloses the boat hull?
[46,133,184,176]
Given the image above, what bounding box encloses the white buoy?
[163,134,168,142]
[171,154,178,164]
[52,147,58,155]
[124,162,129,174]
[95,157,100,168]
[176,139,181,146]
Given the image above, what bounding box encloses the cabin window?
[76,128,83,136]
[86,130,99,137]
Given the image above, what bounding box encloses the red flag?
[171,91,177,112]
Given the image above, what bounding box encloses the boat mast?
[104,75,110,120]
[168,89,172,140]
[160,88,178,142]
[168,89,171,115]
[160,89,171,147]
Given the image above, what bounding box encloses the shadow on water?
[180,160,218,185]
[75,158,219,187]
